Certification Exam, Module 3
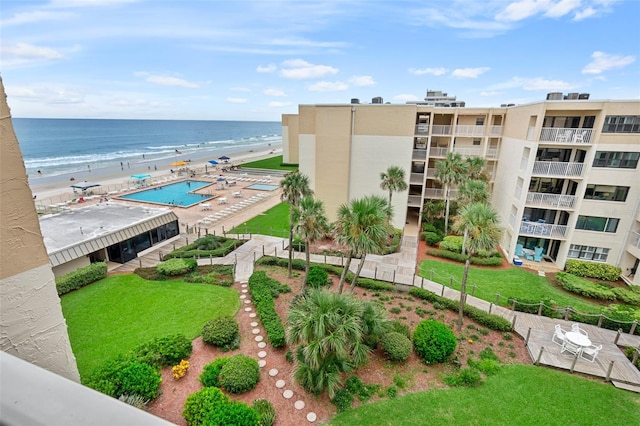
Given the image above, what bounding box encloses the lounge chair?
[552,324,567,346]
[571,324,588,336]
[533,246,544,262]
[515,243,524,257]
[580,344,602,362]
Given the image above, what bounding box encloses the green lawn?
[330,364,640,425]
[228,202,291,237]
[418,259,601,313]
[61,274,240,378]
[241,155,298,171]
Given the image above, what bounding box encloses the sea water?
[12,118,282,178]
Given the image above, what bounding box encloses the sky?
[1,0,639,121]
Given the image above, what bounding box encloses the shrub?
[201,316,240,351]
[612,287,640,306]
[444,367,483,387]
[331,388,354,413]
[55,262,107,295]
[134,266,166,281]
[183,387,230,426]
[132,334,193,368]
[306,266,329,288]
[389,307,401,314]
[165,236,244,260]
[206,401,259,426]
[252,399,275,426]
[469,358,501,376]
[84,355,161,400]
[565,259,621,281]
[156,258,197,276]
[439,236,463,253]
[200,357,228,388]
[389,319,411,339]
[248,271,286,348]
[423,232,443,247]
[412,320,457,364]
[381,332,412,362]
[219,355,260,394]
[386,386,398,398]
[344,376,379,402]
[557,273,616,301]
[426,248,503,266]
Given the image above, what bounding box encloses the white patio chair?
[571,323,588,336]
[580,344,602,362]
[561,339,581,356]
[552,324,567,346]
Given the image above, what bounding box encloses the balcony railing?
[426,168,436,178]
[455,125,485,137]
[431,125,452,135]
[453,147,483,157]
[490,125,503,136]
[410,172,424,185]
[424,188,458,199]
[486,148,499,159]
[412,149,427,161]
[430,147,449,157]
[539,127,593,144]
[629,231,640,250]
[415,124,429,135]
[532,161,584,177]
[408,195,422,206]
[519,221,569,239]
[525,192,577,209]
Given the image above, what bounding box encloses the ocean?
[12,118,282,178]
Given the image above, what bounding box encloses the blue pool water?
[246,183,279,191]
[119,180,214,207]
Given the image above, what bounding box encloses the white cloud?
[451,67,490,78]
[573,6,596,20]
[134,72,199,88]
[409,67,447,76]
[544,0,582,18]
[264,88,287,97]
[393,94,420,102]
[582,51,635,75]
[490,76,577,91]
[1,10,73,26]
[256,64,277,73]
[2,42,64,60]
[226,97,248,104]
[268,101,293,107]
[280,59,338,80]
[307,81,348,92]
[349,75,376,87]
[496,0,614,22]
[6,85,84,104]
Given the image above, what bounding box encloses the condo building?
[281,94,640,285]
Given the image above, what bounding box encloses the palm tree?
[435,152,466,234]
[334,195,391,294]
[457,179,490,207]
[452,202,502,331]
[380,165,408,216]
[291,196,329,292]
[280,171,313,277]
[464,156,488,182]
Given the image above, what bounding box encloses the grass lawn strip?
[241,155,298,171]
[61,274,240,378]
[228,202,290,236]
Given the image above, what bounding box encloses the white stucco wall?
[52,256,90,278]
[298,134,316,192]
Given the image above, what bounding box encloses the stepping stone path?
[275,380,285,389]
[283,390,293,399]
[240,294,247,299]
[242,289,248,293]
[244,307,252,312]
[250,322,258,327]
[249,313,256,318]
[268,368,278,377]
[257,342,266,348]
[244,300,251,304]
[307,412,317,423]
[258,360,266,368]
[255,335,263,342]
[294,401,305,410]
[252,329,261,335]
[258,351,267,358]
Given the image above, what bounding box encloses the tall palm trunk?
[348,254,367,293]
[444,184,451,234]
[458,255,471,332]
[301,240,311,293]
[287,218,294,277]
[337,253,353,294]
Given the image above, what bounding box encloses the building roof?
[39,202,178,267]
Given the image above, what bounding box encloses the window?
[568,245,609,262]
[521,147,530,171]
[576,216,619,233]
[473,138,481,146]
[542,116,580,128]
[475,118,484,126]
[593,151,639,169]
[584,185,629,202]
[602,115,640,133]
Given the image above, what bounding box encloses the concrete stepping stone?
[283,389,293,399]
[242,289,248,293]
[249,313,256,318]
[307,412,317,422]
[275,380,285,389]
[257,342,266,348]
[258,360,266,368]
[244,307,252,312]
[255,335,263,342]
[250,321,258,327]
[240,294,247,299]
[244,300,251,304]
[294,400,305,410]
[241,284,247,288]
[268,368,278,377]
[252,328,261,335]
[258,351,267,358]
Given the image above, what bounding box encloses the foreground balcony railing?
[539,127,593,144]
[424,188,458,199]
[412,149,427,161]
[453,147,483,157]
[455,125,485,137]
[415,124,429,135]
[486,148,499,159]
[410,172,424,184]
[490,125,503,136]
[426,168,436,178]
[431,125,452,135]
[525,192,577,209]
[519,221,569,239]
[430,147,449,157]
[532,161,584,177]
[408,195,422,206]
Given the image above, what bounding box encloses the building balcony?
[455,125,485,137]
[412,149,428,161]
[490,126,503,136]
[519,221,569,240]
[486,148,499,159]
[424,188,457,199]
[426,168,436,178]
[628,231,640,259]
[452,147,483,157]
[410,172,424,185]
[431,125,452,135]
[415,124,429,135]
[430,147,449,157]
[532,161,584,177]
[539,127,593,144]
[525,192,577,210]
[408,195,423,207]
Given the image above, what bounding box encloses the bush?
[132,334,193,368]
[557,273,616,301]
[206,401,259,426]
[423,232,443,247]
[381,332,412,362]
[134,266,166,281]
[412,320,457,364]
[439,236,463,253]
[56,262,107,295]
[426,248,503,266]
[331,388,355,413]
[200,357,228,388]
[201,316,240,351]
[219,355,260,394]
[84,355,161,401]
[156,258,197,276]
[306,266,329,288]
[252,399,275,426]
[389,319,411,339]
[612,287,640,306]
[565,259,621,281]
[165,236,244,260]
[183,387,230,426]
[248,271,286,348]
[344,376,379,402]
[444,367,483,387]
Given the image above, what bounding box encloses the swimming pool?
[246,183,279,191]
[119,180,214,207]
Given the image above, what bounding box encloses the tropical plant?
[452,202,503,331]
[280,171,313,277]
[334,195,392,293]
[380,165,408,216]
[291,196,329,291]
[421,199,445,224]
[464,156,488,182]
[435,152,467,234]
[457,179,490,207]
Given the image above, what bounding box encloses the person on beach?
[127,162,130,168]
[87,165,91,172]
[154,165,157,171]
[37,170,42,176]
[120,161,124,170]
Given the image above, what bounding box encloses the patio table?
[565,331,591,349]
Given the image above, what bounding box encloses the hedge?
[182,387,259,426]
[426,248,504,266]
[248,271,286,348]
[164,236,244,260]
[556,273,616,301]
[439,236,463,253]
[156,258,197,276]
[565,259,621,281]
[131,334,193,368]
[56,262,107,295]
[413,320,457,364]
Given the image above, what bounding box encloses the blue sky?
[2,0,638,121]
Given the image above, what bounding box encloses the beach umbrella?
[170,161,187,167]
[218,155,230,161]
[208,160,219,165]
[70,181,101,191]
[216,177,227,182]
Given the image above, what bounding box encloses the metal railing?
[486,148,499,159]
[431,125,452,135]
[415,124,429,135]
[525,192,577,209]
[409,172,424,184]
[429,147,449,157]
[424,188,458,199]
[519,221,569,239]
[412,149,427,161]
[455,125,485,137]
[452,147,483,157]
[490,125,503,136]
[532,161,584,177]
[539,127,593,144]
[408,195,422,206]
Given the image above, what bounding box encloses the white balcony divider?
[415,124,429,135]
[424,188,458,199]
[490,126,503,136]
[431,125,452,135]
[453,147,483,157]
[429,147,449,157]
[408,195,422,206]
[519,221,569,239]
[455,125,485,136]
[525,192,576,209]
[539,127,593,144]
[532,161,584,177]
[486,148,499,159]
